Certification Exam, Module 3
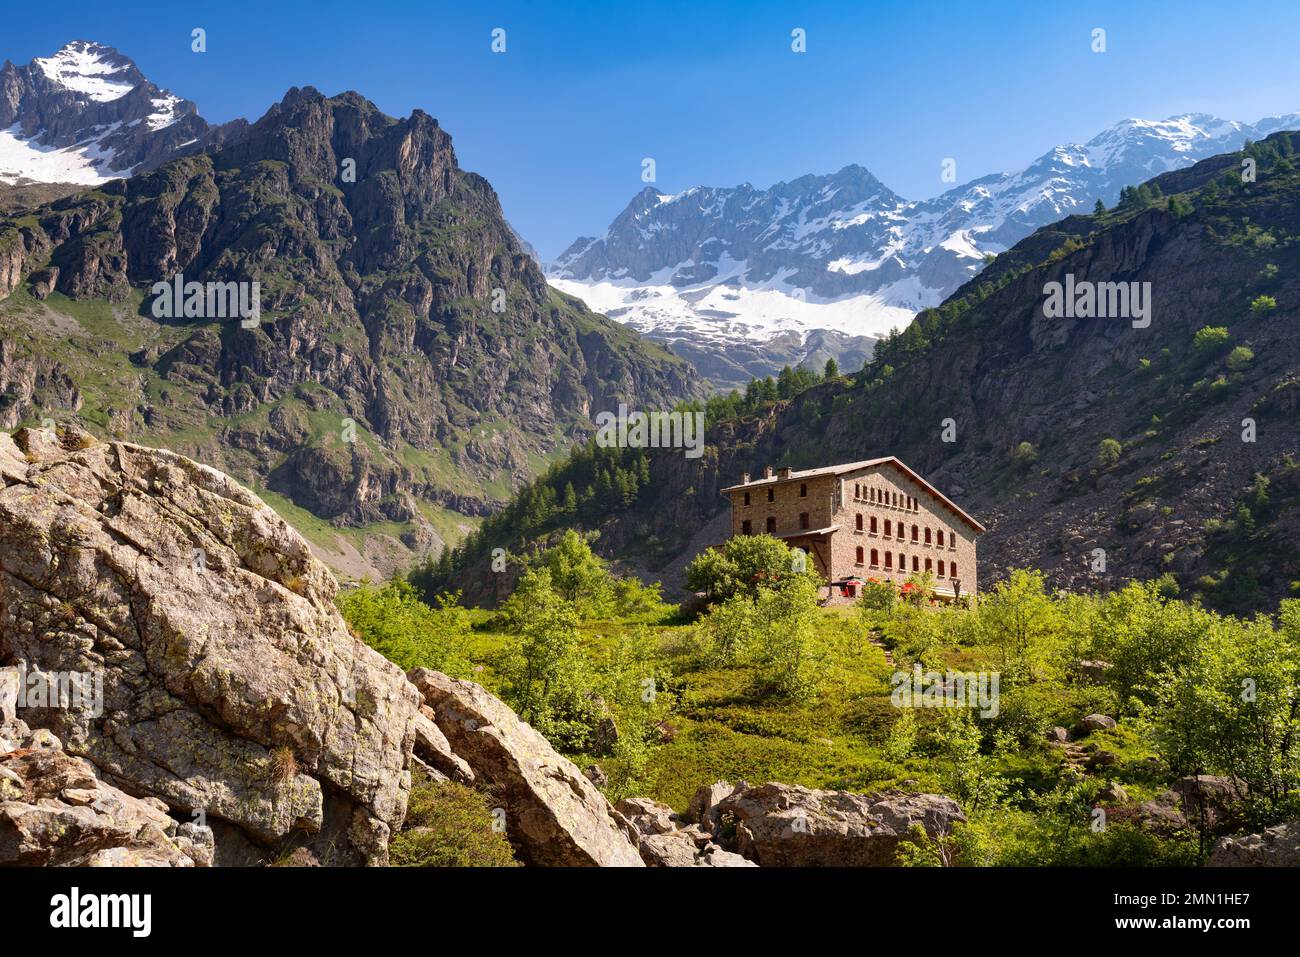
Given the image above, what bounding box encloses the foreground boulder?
[408,668,644,867]
[1078,714,1117,734]
[0,429,423,865]
[1209,822,1300,866]
[711,782,966,867]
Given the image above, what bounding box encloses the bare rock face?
[408,668,644,867]
[1209,822,1300,866]
[714,782,966,867]
[616,797,681,836]
[1,664,212,866]
[686,780,739,833]
[0,429,422,865]
[0,746,211,867]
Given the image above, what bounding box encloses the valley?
[2,10,1300,892]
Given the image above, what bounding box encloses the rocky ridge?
[551,112,1300,387]
[0,85,702,579]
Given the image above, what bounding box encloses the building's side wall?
[829,464,979,595]
[728,474,838,539]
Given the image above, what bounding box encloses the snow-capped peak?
[548,109,1300,388]
[32,40,140,103]
[0,39,220,187]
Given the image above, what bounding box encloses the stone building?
[721,458,984,598]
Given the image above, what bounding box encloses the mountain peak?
[32,39,143,102]
[549,107,1300,389]
[0,38,244,187]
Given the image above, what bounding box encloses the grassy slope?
[455,605,1163,815]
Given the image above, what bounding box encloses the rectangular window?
[856,513,863,531]
[766,516,776,533]
[936,529,944,547]
[870,516,878,534]
[856,546,864,565]
[799,512,809,530]
[767,488,775,502]
[885,519,892,538]
[743,492,750,506]
[741,520,752,535]
[799,483,807,498]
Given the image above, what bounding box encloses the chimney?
[741,471,751,484]
[778,467,793,479]
[763,466,773,479]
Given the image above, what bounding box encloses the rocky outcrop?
[710,781,966,867]
[1209,822,1300,866]
[1,664,212,866]
[0,428,423,865]
[616,795,754,867]
[1135,775,1248,837]
[408,668,644,867]
[0,744,213,867]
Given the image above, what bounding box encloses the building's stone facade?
[723,459,983,598]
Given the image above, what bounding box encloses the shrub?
[1097,438,1122,469]
[857,578,897,613]
[1192,325,1230,352]
[1226,345,1254,371]
[497,569,598,749]
[390,774,520,867]
[686,534,808,602]
[697,573,829,701]
[882,708,917,763]
[537,529,614,618]
[1012,441,1038,468]
[337,581,471,676]
[1250,294,1277,313]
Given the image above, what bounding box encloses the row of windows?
[741,514,810,535]
[740,481,810,508]
[854,483,916,513]
[853,514,957,549]
[855,546,958,579]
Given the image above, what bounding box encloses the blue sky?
[7,1,1300,258]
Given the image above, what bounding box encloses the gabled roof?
[721,457,986,534]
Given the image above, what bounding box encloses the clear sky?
[6,1,1300,259]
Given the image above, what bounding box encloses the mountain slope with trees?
[442,132,1300,615]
